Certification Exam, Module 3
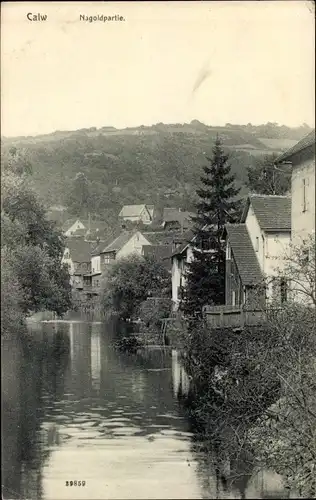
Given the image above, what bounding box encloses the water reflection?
[2,320,296,499]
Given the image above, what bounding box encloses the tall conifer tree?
[181,136,241,319]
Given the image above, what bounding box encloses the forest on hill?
[2,121,311,227]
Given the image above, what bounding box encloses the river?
[2,319,295,499]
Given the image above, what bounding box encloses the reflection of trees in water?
[98,328,190,436]
[177,381,256,500]
[2,326,71,500]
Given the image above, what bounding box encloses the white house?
[275,129,315,245]
[62,219,86,237]
[170,231,194,311]
[275,129,315,305]
[240,194,291,302]
[89,230,153,290]
[118,205,153,225]
[61,239,92,289]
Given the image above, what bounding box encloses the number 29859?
[65,481,86,486]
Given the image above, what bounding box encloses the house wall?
[290,152,315,305]
[291,155,315,245]
[64,220,85,237]
[245,205,266,273]
[61,249,75,275]
[171,246,193,310]
[100,252,116,270]
[265,232,291,277]
[140,207,152,224]
[91,255,101,274]
[245,204,291,300]
[121,208,151,225]
[225,243,244,306]
[72,275,84,289]
[117,232,152,259]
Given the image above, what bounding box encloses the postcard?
[1,2,315,499]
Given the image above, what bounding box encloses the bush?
[99,254,170,320]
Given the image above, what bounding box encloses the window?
[303,179,306,212]
[104,255,110,264]
[255,237,259,252]
[280,278,288,304]
[302,248,309,265]
[232,291,236,306]
[226,244,231,260]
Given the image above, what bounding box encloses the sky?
[1,1,315,137]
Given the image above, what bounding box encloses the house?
[275,129,315,305]
[100,230,152,262]
[228,194,291,303]
[88,230,153,291]
[62,219,86,237]
[62,239,92,290]
[170,231,194,310]
[118,205,153,225]
[142,244,173,271]
[224,224,265,308]
[275,129,315,245]
[62,219,108,241]
[162,208,194,232]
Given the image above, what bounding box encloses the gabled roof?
[71,228,86,237]
[64,239,92,263]
[275,129,315,163]
[225,224,263,286]
[119,205,149,217]
[101,230,136,254]
[162,208,195,228]
[142,244,172,259]
[82,220,107,232]
[171,230,195,257]
[143,230,183,246]
[62,218,82,232]
[242,194,291,232]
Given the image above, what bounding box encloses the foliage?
[246,153,291,195]
[113,336,144,354]
[183,300,316,497]
[67,172,91,217]
[280,235,315,306]
[249,305,316,497]
[1,150,72,320]
[139,298,171,334]
[1,249,25,337]
[3,121,310,222]
[181,137,241,319]
[99,254,171,320]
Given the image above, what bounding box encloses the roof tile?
[65,239,92,263]
[275,129,315,163]
[244,195,291,231]
[225,224,263,286]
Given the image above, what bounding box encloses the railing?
[82,285,100,295]
[203,305,267,329]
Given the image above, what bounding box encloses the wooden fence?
[203,305,267,329]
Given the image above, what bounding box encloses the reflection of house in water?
[91,328,101,392]
[171,350,190,398]
[131,372,146,401]
[67,322,91,397]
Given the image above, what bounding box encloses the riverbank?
[2,318,296,500]
[180,304,315,498]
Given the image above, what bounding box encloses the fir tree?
[181,136,241,319]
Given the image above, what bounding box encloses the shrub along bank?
[182,303,316,497]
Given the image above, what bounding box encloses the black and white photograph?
[1,1,315,499]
